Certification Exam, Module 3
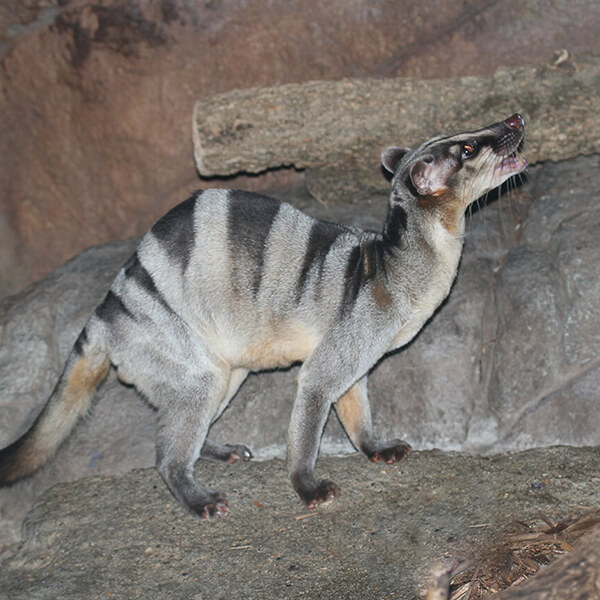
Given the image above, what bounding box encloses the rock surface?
[1,154,600,552]
[2,0,600,298]
[1,447,600,599]
[192,54,600,203]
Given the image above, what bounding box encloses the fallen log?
[193,53,600,203]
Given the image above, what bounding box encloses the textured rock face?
[1,0,600,298]
[490,159,600,448]
[192,56,600,204]
[1,154,599,549]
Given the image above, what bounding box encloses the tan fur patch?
[335,384,365,440]
[65,355,111,409]
[419,190,463,236]
[242,321,318,370]
[373,279,392,310]
[10,354,111,479]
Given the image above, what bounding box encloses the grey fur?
[0,115,527,519]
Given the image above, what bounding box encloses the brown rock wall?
[1,0,599,298]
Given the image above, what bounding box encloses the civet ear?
[409,159,448,197]
[381,146,411,174]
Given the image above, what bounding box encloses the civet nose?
[505,113,525,130]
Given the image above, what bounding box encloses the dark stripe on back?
[73,328,88,356]
[123,252,172,312]
[383,203,408,248]
[95,290,134,324]
[150,194,197,271]
[296,219,345,302]
[227,190,281,295]
[341,245,362,317]
[340,238,386,317]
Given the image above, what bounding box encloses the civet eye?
[461,142,477,158]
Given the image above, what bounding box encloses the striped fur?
[0,115,527,519]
